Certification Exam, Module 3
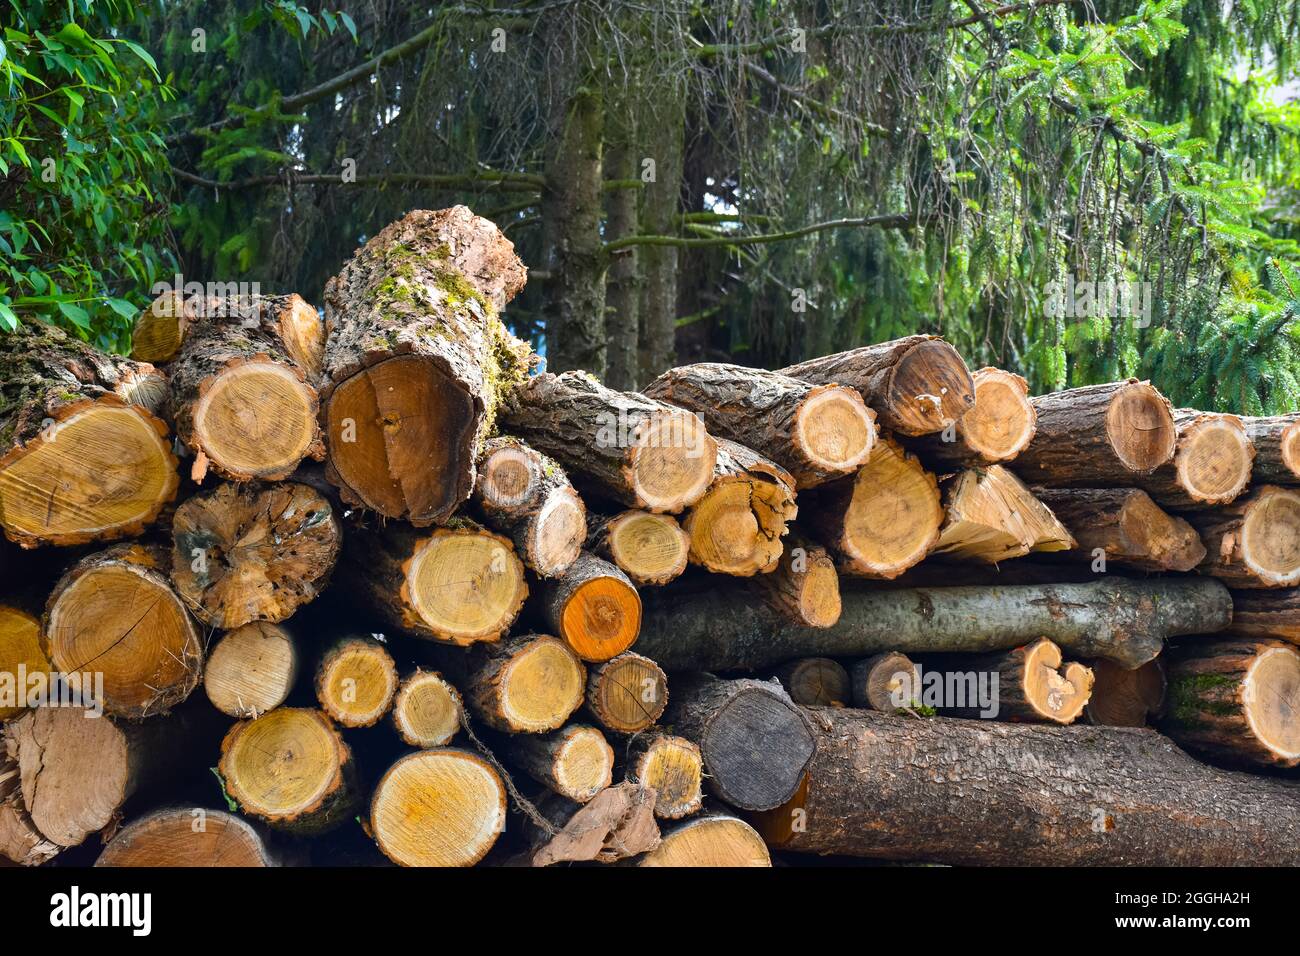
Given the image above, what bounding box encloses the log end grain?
[1171,413,1254,505]
[625,408,718,512]
[585,651,668,734]
[774,657,851,706]
[96,808,276,867]
[471,635,586,733]
[131,290,192,363]
[638,815,771,867]
[1013,639,1094,724]
[1105,380,1178,472]
[793,384,877,480]
[0,605,48,721]
[884,338,976,435]
[851,652,920,711]
[545,553,642,662]
[538,725,616,803]
[392,670,464,748]
[1085,658,1166,727]
[627,734,704,820]
[592,510,690,586]
[685,440,797,576]
[959,367,1036,461]
[402,525,527,645]
[203,621,298,718]
[315,637,399,728]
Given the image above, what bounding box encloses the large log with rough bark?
[1241,414,1300,484]
[1188,485,1300,588]
[0,322,176,548]
[1030,487,1205,572]
[96,807,278,867]
[753,707,1300,865]
[931,466,1074,563]
[320,207,531,525]
[779,335,975,437]
[1130,410,1254,509]
[635,576,1231,671]
[642,362,875,487]
[904,367,1036,467]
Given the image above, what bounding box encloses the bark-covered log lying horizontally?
[502,370,718,514]
[321,207,531,525]
[931,466,1074,563]
[502,724,614,803]
[1160,639,1300,768]
[0,603,47,721]
[905,367,1036,467]
[541,552,642,662]
[0,322,177,548]
[1012,379,1177,484]
[1130,410,1254,509]
[635,576,1231,671]
[1085,658,1166,728]
[642,362,875,487]
[1241,414,1300,484]
[637,814,771,867]
[625,733,703,820]
[771,657,850,706]
[1188,485,1300,588]
[779,335,975,437]
[584,651,668,734]
[314,636,399,728]
[755,535,841,628]
[459,633,586,733]
[753,708,1300,865]
[96,808,278,867]
[963,638,1094,724]
[1228,588,1300,643]
[1030,487,1206,572]
[850,651,919,711]
[391,670,463,748]
[202,621,298,718]
[586,510,690,586]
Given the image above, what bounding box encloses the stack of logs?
[3,204,1300,869]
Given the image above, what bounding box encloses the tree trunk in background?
[604,135,641,390]
[639,85,685,383]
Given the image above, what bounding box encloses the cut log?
[131,289,197,363]
[321,207,531,525]
[1189,485,1300,588]
[931,466,1074,563]
[502,724,614,803]
[1241,414,1300,484]
[1012,379,1177,484]
[1228,588,1300,644]
[625,733,703,820]
[168,294,326,482]
[1085,658,1166,727]
[218,707,358,834]
[541,552,642,662]
[779,335,975,437]
[392,670,464,748]
[530,781,660,866]
[637,814,771,867]
[664,674,815,812]
[0,604,48,721]
[44,543,202,719]
[586,510,689,586]
[635,576,1231,671]
[584,651,668,734]
[683,439,797,576]
[964,638,1094,724]
[1130,410,1254,509]
[755,535,841,627]
[905,367,1036,466]
[171,480,341,629]
[501,370,718,513]
[0,322,176,548]
[370,748,506,867]
[461,633,586,733]
[342,520,526,645]
[473,437,586,577]
[850,651,920,711]
[772,658,850,706]
[96,807,277,867]
[203,621,298,718]
[1029,487,1205,572]
[642,362,875,487]
[315,636,399,728]
[752,707,1300,865]
[1160,639,1300,768]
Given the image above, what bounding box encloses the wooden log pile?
[3,204,1299,869]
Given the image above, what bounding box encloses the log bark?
[0,602,49,722]
[637,814,771,867]
[772,658,850,706]
[960,638,1094,724]
[0,322,176,548]
[635,576,1231,671]
[1241,414,1300,484]
[643,362,875,487]
[904,367,1036,466]
[752,707,1300,865]
[391,670,464,748]
[586,510,689,586]
[1085,658,1166,727]
[501,370,718,513]
[931,466,1074,563]
[541,552,642,662]
[314,635,399,728]
[459,633,586,733]
[501,724,614,803]
[850,651,919,711]
[584,651,668,734]
[779,335,975,437]
[664,674,815,812]
[320,206,531,525]
[202,621,298,718]
[1228,588,1300,644]
[754,535,841,627]
[624,733,703,820]
[171,480,341,629]
[1129,410,1254,509]
[1029,487,1205,572]
[1189,484,1300,588]
[96,807,278,867]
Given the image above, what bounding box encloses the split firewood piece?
[203,621,298,718]
[168,294,326,482]
[625,733,704,820]
[905,367,1036,466]
[755,535,841,627]
[321,207,531,525]
[315,636,399,728]
[779,334,975,437]
[968,638,1093,724]
[1012,379,1177,484]
[218,708,359,834]
[392,670,464,748]
[1241,414,1300,484]
[931,466,1074,563]
[1084,658,1166,727]
[683,439,797,576]
[637,814,771,867]
[172,481,341,629]
[804,437,942,579]
[530,781,660,866]
[462,634,586,733]
[1188,484,1300,588]
[131,289,199,363]
[1229,588,1300,643]
[473,437,586,577]
[1130,410,1254,509]
[502,724,614,803]
[642,362,875,487]
[541,552,642,661]
[501,370,718,513]
[44,543,202,719]
[584,651,668,734]
[0,322,176,548]
[370,748,507,867]
[1161,639,1300,768]
[665,674,815,812]
[343,520,526,646]
[96,808,278,867]
[0,603,49,721]
[1030,487,1206,572]
[850,652,921,711]
[772,658,850,706]
[586,510,690,586]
